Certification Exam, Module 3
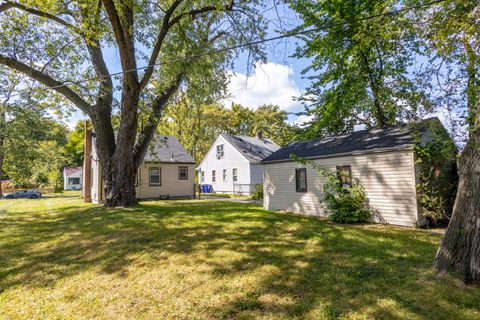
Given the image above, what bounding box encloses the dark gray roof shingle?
[221,134,280,163]
[143,135,195,163]
[261,118,440,163]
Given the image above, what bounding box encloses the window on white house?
[223,169,227,182]
[201,170,205,183]
[149,167,161,186]
[212,170,216,182]
[68,178,80,185]
[336,165,352,187]
[295,168,307,192]
[178,166,188,180]
[216,144,224,158]
[232,168,237,182]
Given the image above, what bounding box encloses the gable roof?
[64,167,82,176]
[221,134,280,163]
[261,118,442,163]
[143,135,195,163]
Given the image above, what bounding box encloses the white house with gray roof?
[260,118,455,227]
[88,134,195,203]
[197,132,280,194]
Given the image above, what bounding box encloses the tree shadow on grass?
[0,199,479,319]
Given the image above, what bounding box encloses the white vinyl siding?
[197,135,252,193]
[263,149,419,226]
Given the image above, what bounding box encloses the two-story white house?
[197,132,280,194]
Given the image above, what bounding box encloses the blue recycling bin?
[203,184,212,193]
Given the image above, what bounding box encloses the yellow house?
[85,133,195,203]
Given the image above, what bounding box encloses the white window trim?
[149,167,162,186]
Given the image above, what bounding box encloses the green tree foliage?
[290,0,428,137]
[31,140,66,190]
[414,132,458,224]
[64,120,85,167]
[0,67,70,189]
[225,103,299,145]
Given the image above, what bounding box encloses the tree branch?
[139,0,234,90]
[86,39,113,108]
[0,54,92,114]
[101,0,137,80]
[0,1,81,34]
[139,0,182,90]
[133,73,184,167]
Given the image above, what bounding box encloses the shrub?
[414,139,458,224]
[251,184,263,200]
[322,171,372,223]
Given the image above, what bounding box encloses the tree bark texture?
[434,131,480,284]
[435,40,480,284]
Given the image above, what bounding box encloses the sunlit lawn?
[1,193,479,319]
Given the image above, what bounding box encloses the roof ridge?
[261,117,443,163]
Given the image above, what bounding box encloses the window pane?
[216,144,224,157]
[150,168,161,185]
[296,168,307,192]
[179,167,188,180]
[233,169,237,182]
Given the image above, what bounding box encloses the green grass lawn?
[1,194,479,319]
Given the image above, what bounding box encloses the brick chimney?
[256,130,263,140]
[83,120,92,202]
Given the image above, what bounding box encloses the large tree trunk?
[92,92,140,207]
[0,142,4,197]
[435,40,480,284]
[0,113,4,197]
[434,130,480,284]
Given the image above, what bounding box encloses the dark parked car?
[3,190,42,199]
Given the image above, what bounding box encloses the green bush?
[414,139,458,224]
[322,171,372,223]
[251,184,263,200]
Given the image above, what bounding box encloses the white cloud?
[224,62,303,113]
[290,114,314,127]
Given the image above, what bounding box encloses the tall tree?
[157,93,228,163]
[0,67,58,192]
[411,0,480,284]
[290,0,428,136]
[31,140,66,189]
[0,0,265,206]
[251,104,298,145]
[64,120,86,167]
